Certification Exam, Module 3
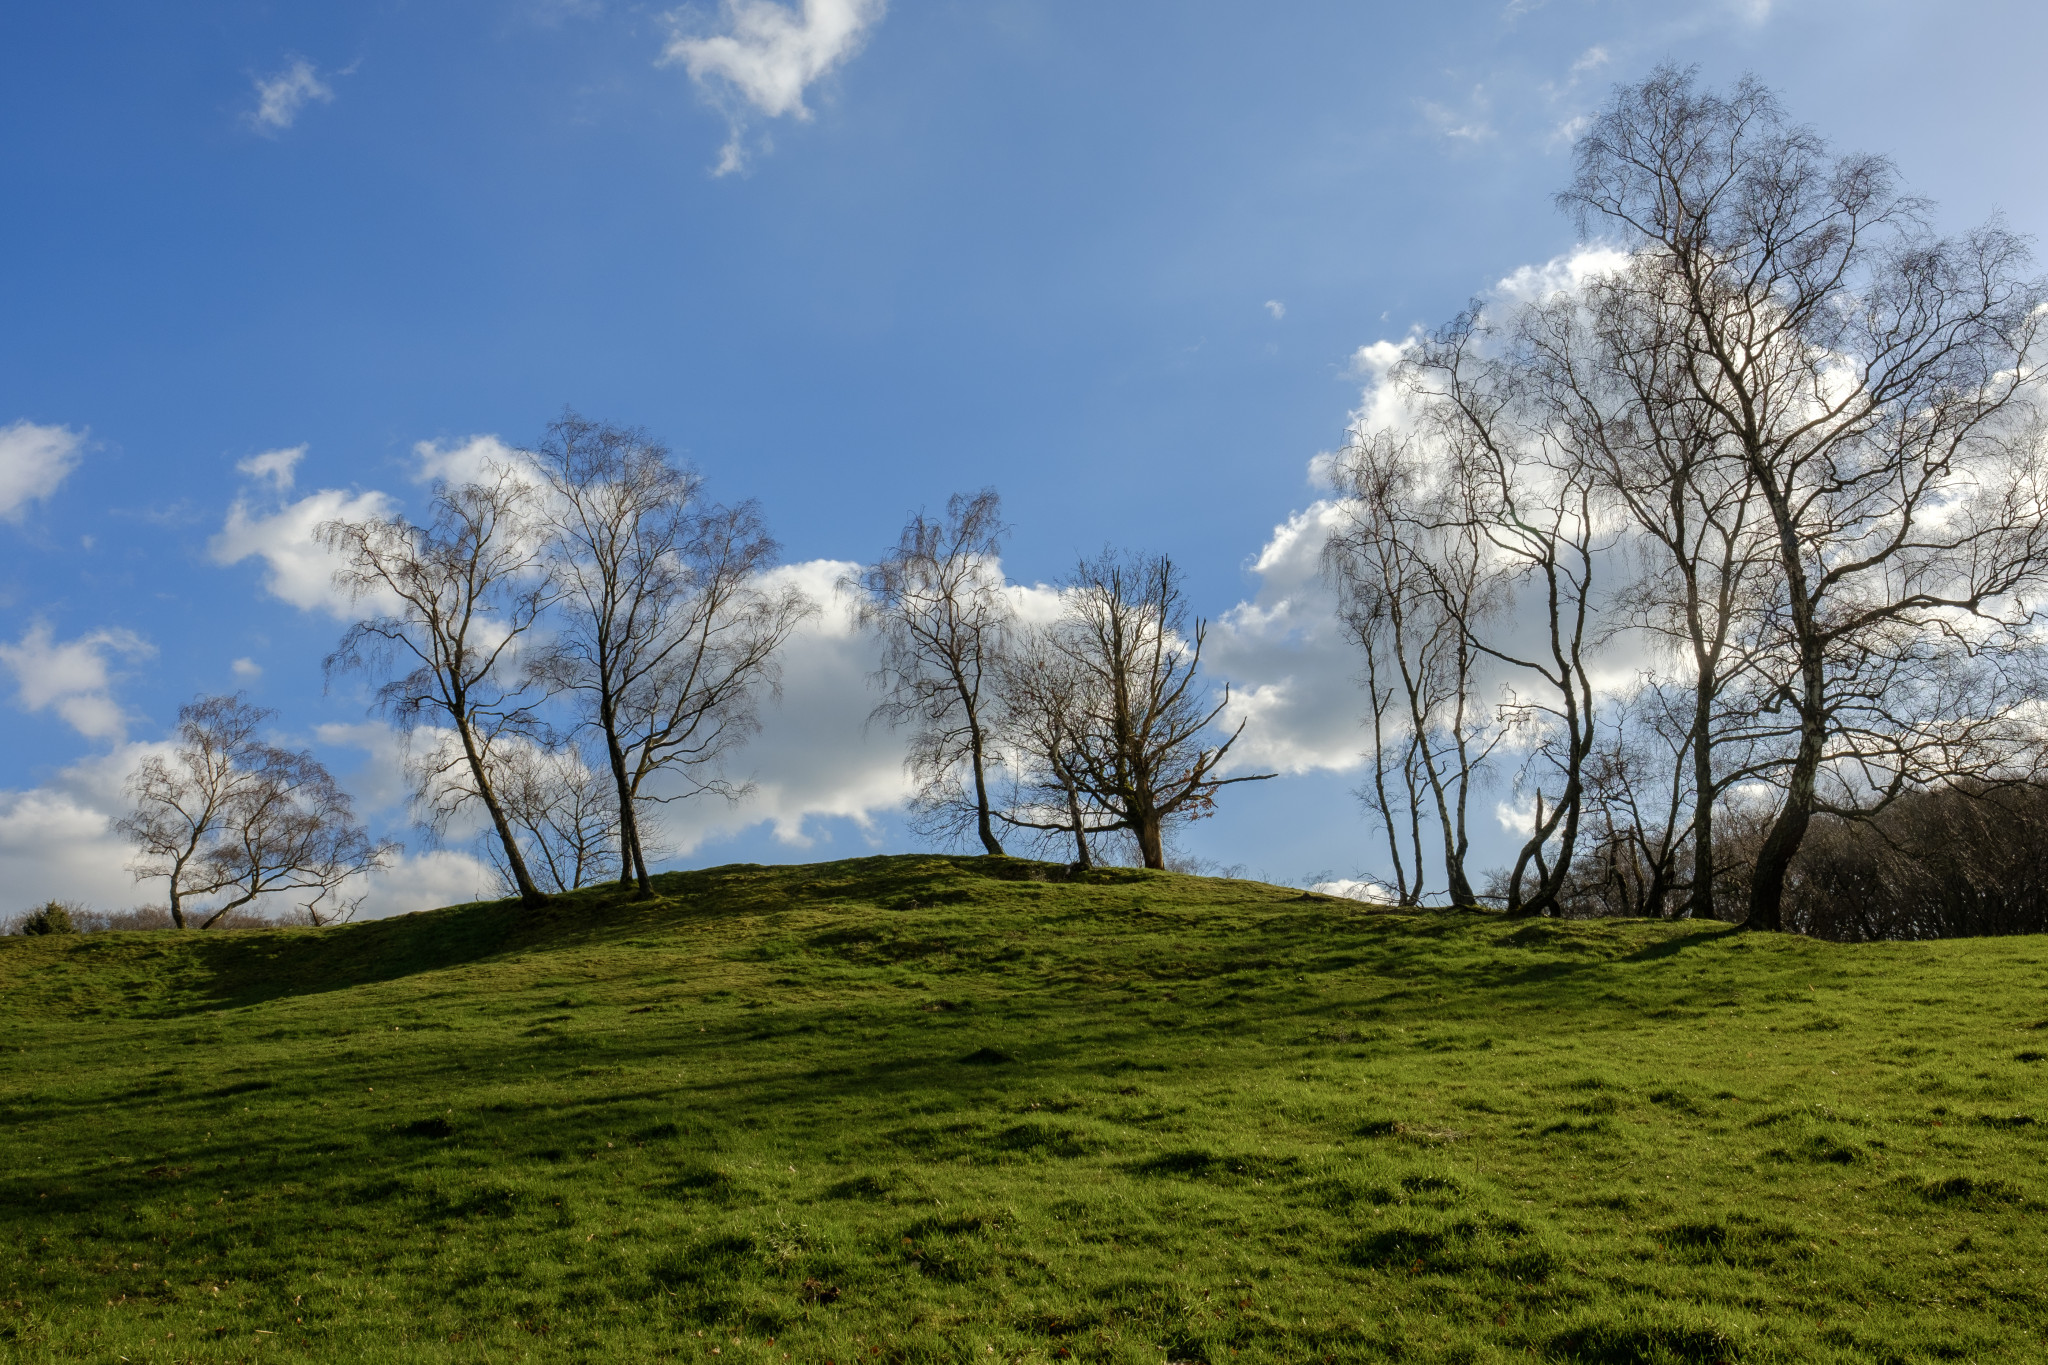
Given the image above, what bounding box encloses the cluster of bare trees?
[105,73,2048,938]
[1324,68,2048,930]
[316,413,812,907]
[114,414,810,925]
[852,491,1272,871]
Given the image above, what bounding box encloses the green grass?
[4,855,2046,1364]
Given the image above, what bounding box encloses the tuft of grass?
[3,853,2047,1362]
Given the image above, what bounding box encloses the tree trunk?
[1745,478,1824,932]
[1688,675,1717,921]
[1133,807,1165,870]
[599,697,650,895]
[1747,696,1823,932]
[456,707,546,907]
[968,722,1004,856]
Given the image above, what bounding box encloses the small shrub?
[17,902,78,935]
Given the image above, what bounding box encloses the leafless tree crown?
[118,693,391,928]
[851,488,1013,855]
[1325,67,2048,931]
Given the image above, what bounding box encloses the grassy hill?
[3,856,2045,1364]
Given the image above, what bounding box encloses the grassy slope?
[2,855,2045,1365]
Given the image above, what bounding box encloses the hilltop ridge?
[4,856,2044,1363]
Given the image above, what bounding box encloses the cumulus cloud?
[0,742,165,911]
[637,560,915,851]
[1207,246,1647,783]
[237,444,306,491]
[0,733,489,921]
[247,58,335,134]
[411,434,531,487]
[1265,300,1286,321]
[0,622,155,741]
[211,486,399,617]
[0,420,85,521]
[232,657,263,680]
[353,849,497,917]
[661,0,886,175]
[299,563,915,870]
[1204,505,1369,778]
[1308,877,1393,903]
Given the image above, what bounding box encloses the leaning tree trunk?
[598,697,651,895]
[1745,483,1826,933]
[455,709,547,907]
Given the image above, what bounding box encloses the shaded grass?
[2,853,2046,1362]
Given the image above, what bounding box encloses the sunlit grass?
[3,855,2045,1362]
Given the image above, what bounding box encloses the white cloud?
[412,434,530,486]
[0,734,489,921]
[1569,45,1609,77]
[0,742,164,912]
[638,559,915,851]
[0,622,155,741]
[0,420,85,521]
[237,444,306,491]
[1264,300,1286,321]
[247,58,335,134]
[1204,504,1370,777]
[232,657,263,680]
[1546,113,1593,152]
[1492,246,1630,305]
[353,849,496,917]
[661,0,886,175]
[211,487,398,618]
[1419,86,1494,144]
[1207,245,1646,781]
[301,563,914,870]
[1309,877,1393,903]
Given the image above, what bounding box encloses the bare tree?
[1403,314,1608,917]
[600,500,813,887]
[1565,688,1695,918]
[992,622,1116,868]
[529,412,805,893]
[118,693,391,928]
[1522,263,1781,920]
[320,465,555,906]
[1051,551,1273,870]
[851,489,1014,855]
[484,739,622,895]
[1324,433,1497,906]
[1564,66,2048,929]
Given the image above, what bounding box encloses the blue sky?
[5,0,2047,913]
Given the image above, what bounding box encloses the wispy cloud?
[236,444,306,492]
[247,57,335,134]
[0,420,85,521]
[0,622,156,741]
[1264,300,1286,321]
[661,0,886,175]
[1418,86,1495,144]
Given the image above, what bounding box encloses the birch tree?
[852,489,1014,854]
[320,465,555,906]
